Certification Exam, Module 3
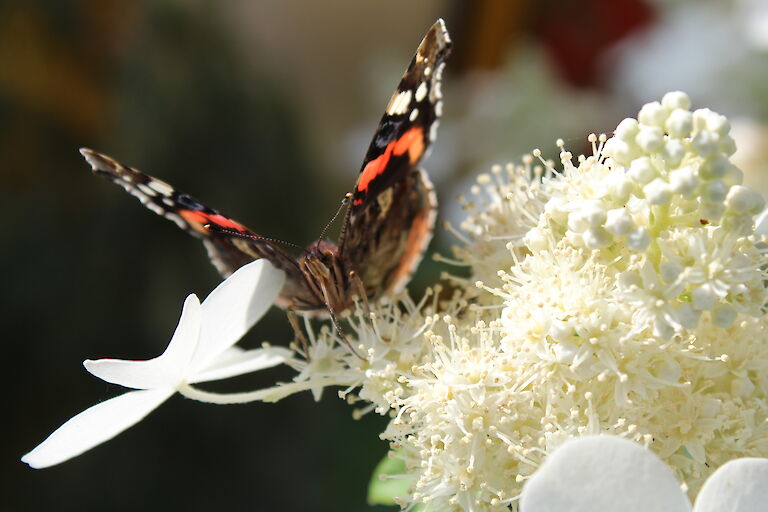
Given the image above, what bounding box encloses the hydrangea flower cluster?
[306,92,768,509]
[23,93,768,511]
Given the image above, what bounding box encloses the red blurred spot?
[534,0,655,88]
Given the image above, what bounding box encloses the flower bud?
[615,118,640,141]
[636,126,665,154]
[644,178,672,205]
[638,101,669,127]
[605,208,634,236]
[626,227,651,252]
[661,91,691,111]
[629,157,657,185]
[665,109,693,138]
[669,166,699,196]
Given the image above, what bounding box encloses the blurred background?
[3,0,768,510]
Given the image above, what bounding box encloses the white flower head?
[22,259,288,469]
[360,93,768,509]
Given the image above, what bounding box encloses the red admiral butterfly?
[82,19,451,323]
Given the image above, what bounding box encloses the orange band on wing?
[392,126,425,163]
[180,210,247,234]
[355,126,425,205]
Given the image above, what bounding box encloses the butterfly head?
[299,240,351,315]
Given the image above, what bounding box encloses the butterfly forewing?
[345,19,451,213]
[339,19,450,296]
[81,149,319,311]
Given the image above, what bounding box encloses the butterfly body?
[83,20,451,317]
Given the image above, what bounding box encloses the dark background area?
[3,1,766,510]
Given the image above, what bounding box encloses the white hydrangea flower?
[358,92,768,509]
[22,259,289,469]
[520,435,768,512]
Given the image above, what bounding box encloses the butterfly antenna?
[203,224,304,252]
[318,193,351,241]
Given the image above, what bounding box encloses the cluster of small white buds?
[604,91,764,229]
[520,92,768,338]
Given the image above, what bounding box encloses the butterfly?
[82,19,451,324]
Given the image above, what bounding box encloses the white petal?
[520,436,691,512]
[693,458,768,512]
[84,294,201,389]
[189,346,293,383]
[21,388,173,469]
[191,259,285,371]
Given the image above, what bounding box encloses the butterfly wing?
[339,19,450,296]
[81,149,321,311]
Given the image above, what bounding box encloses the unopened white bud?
[603,138,635,166]
[725,185,763,214]
[583,227,612,249]
[636,126,665,154]
[719,135,737,156]
[707,114,730,136]
[605,208,634,236]
[693,108,716,132]
[661,91,691,111]
[626,227,651,252]
[644,178,672,205]
[665,109,693,138]
[669,166,699,196]
[615,118,640,141]
[692,130,719,157]
[580,200,607,227]
[629,157,657,185]
[638,101,669,127]
[607,173,636,203]
[662,139,686,168]
[699,154,729,180]
[703,180,729,203]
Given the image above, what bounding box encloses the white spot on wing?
[146,202,165,215]
[386,89,412,115]
[415,82,428,102]
[435,100,443,117]
[148,180,174,196]
[429,120,440,142]
[166,212,187,230]
[409,108,419,121]
[137,183,157,197]
[431,81,442,101]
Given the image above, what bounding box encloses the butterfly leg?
[316,281,366,360]
[348,270,371,315]
[286,311,310,360]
